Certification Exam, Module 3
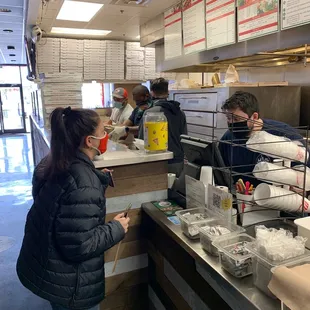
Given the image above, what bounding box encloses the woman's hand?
[114,213,130,233]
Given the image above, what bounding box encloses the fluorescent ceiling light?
[57,1,103,22]
[51,27,111,36]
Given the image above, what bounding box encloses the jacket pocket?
[70,264,81,306]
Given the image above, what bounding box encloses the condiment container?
[197,218,245,256]
[143,112,168,153]
[213,234,255,278]
[294,217,310,249]
[175,208,216,239]
[246,242,310,297]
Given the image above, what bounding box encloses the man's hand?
[109,127,126,142]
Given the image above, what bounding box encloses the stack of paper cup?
[254,183,310,213]
[253,162,310,190]
[246,131,308,163]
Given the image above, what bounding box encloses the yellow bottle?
[144,112,168,153]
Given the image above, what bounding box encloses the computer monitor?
[172,135,232,198]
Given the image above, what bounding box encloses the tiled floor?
[0,134,50,310]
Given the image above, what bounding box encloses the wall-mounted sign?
[182,0,206,55]
[281,0,310,30]
[237,0,279,42]
[164,2,183,60]
[206,0,236,49]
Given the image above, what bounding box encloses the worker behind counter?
[107,87,133,126]
[219,91,308,186]
[139,78,187,177]
[109,85,152,141]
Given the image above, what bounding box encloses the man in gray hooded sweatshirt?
[139,78,187,177]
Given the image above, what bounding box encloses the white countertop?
[93,140,173,168]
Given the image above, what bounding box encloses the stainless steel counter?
[142,203,280,310]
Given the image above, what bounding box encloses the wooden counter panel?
[105,173,167,198]
[100,283,148,310]
[110,161,168,180]
[143,212,231,310]
[105,208,141,227]
[104,160,168,198]
[105,239,146,263]
[105,267,148,295]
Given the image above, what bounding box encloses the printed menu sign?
[185,176,206,209]
[206,0,236,49]
[282,0,310,30]
[164,2,183,59]
[237,0,279,42]
[182,0,206,55]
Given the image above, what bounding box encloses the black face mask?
[228,121,250,141]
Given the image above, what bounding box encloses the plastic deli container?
[175,208,216,239]
[213,234,255,278]
[197,218,245,256]
[294,217,310,249]
[246,242,310,297]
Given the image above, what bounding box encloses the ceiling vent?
[110,0,152,6]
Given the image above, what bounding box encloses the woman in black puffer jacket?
[16,107,130,310]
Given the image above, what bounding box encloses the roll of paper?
[216,186,228,193]
[254,183,310,213]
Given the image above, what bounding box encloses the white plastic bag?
[224,65,239,84]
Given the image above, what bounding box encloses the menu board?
[282,0,310,30]
[164,2,183,59]
[182,0,206,55]
[237,0,279,42]
[206,0,236,49]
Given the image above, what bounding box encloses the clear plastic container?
[197,219,245,256]
[143,112,168,153]
[213,234,255,278]
[246,242,310,297]
[175,208,216,239]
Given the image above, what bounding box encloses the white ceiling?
[0,0,177,65]
[0,0,26,65]
[34,0,176,40]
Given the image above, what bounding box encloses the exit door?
[0,84,26,134]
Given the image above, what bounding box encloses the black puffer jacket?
[16,152,125,309]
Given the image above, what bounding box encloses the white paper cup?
[167,173,176,189]
[253,162,310,190]
[254,183,310,213]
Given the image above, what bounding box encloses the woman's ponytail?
[44,107,100,179]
